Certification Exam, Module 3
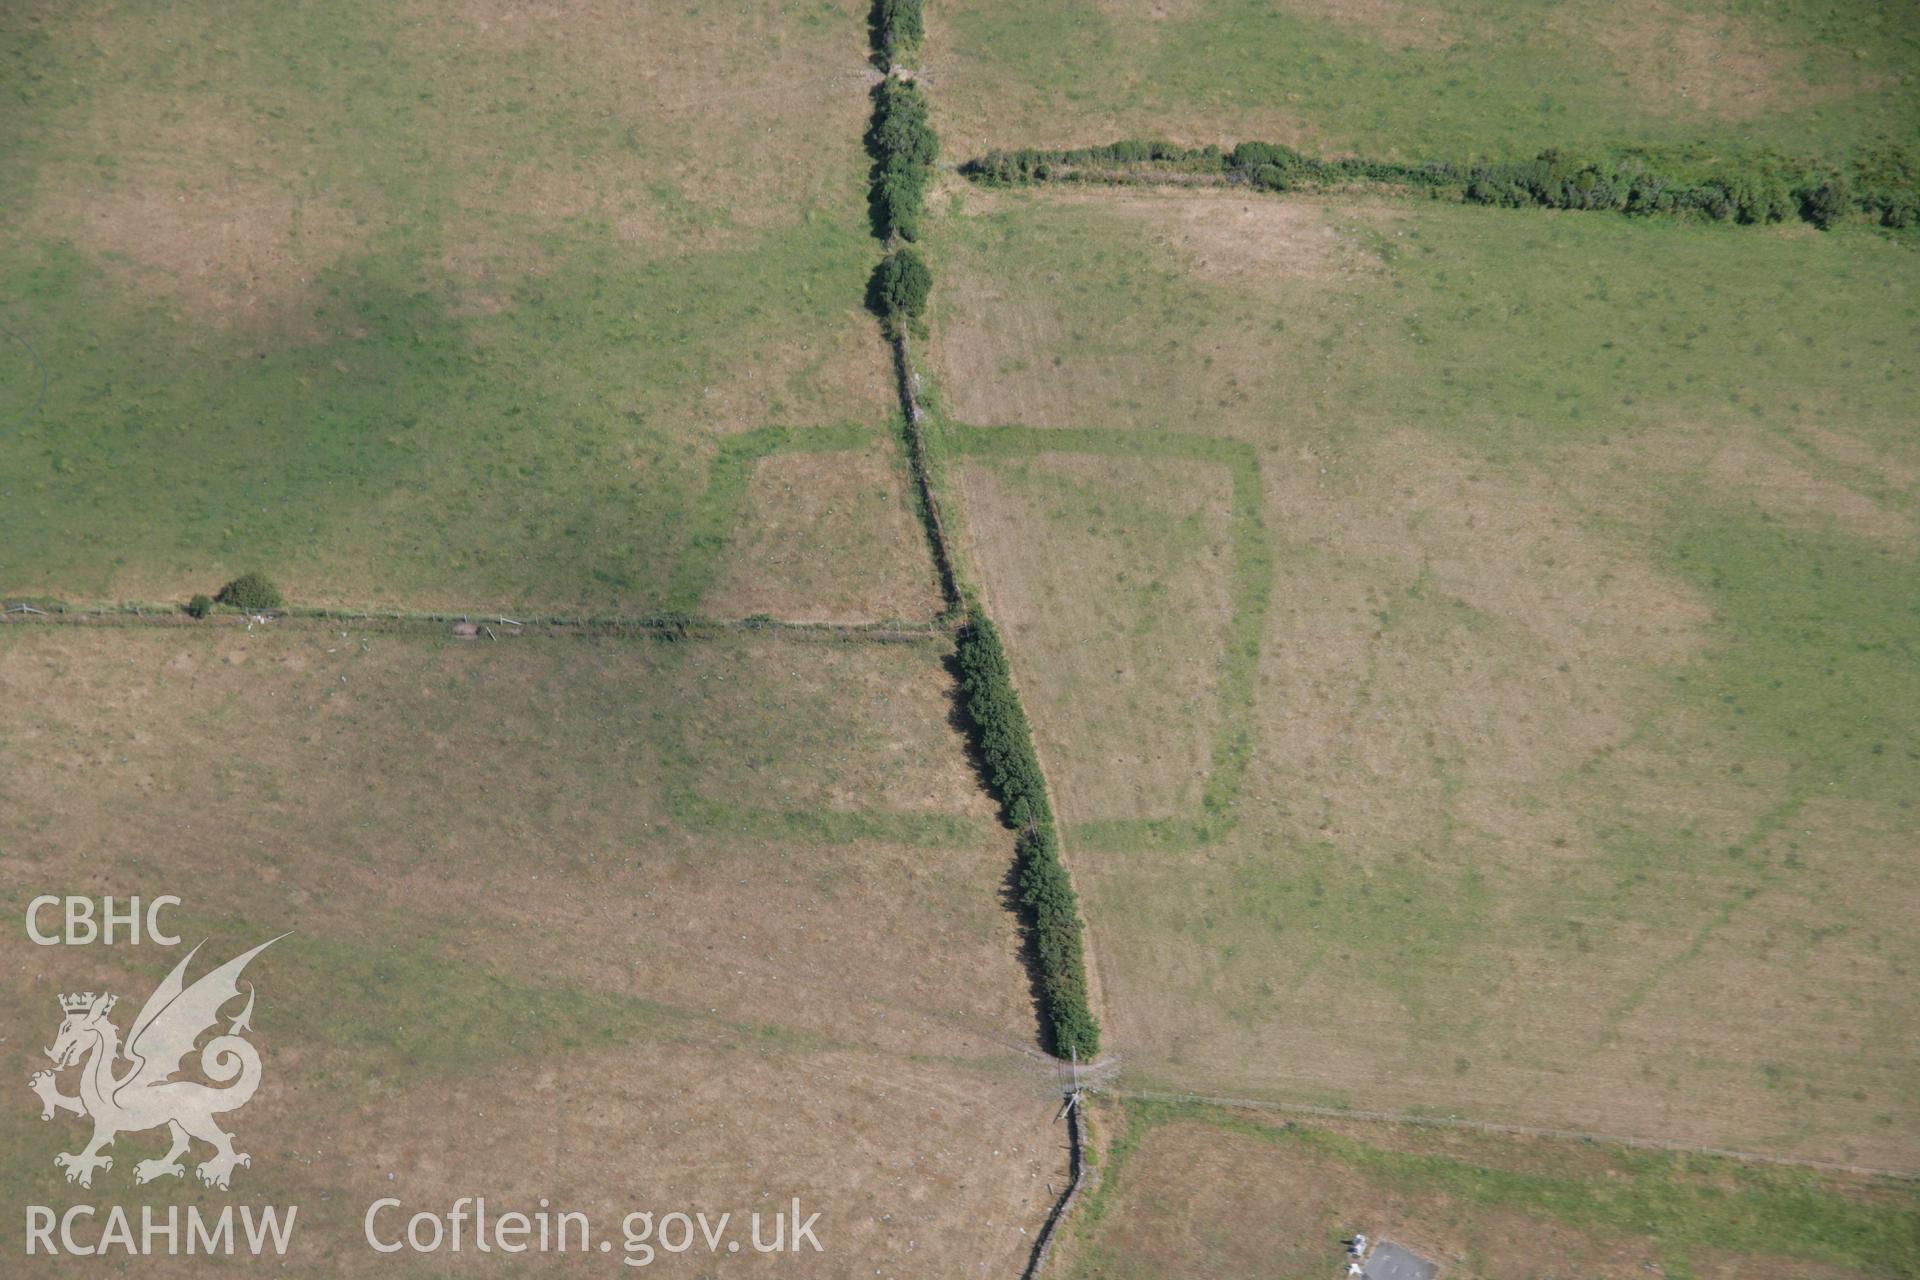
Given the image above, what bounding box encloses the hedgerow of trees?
[874,0,924,65]
[957,615,1101,1058]
[962,139,1919,231]
[868,78,938,243]
[860,14,1095,1060]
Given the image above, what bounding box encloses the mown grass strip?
[946,425,1271,850]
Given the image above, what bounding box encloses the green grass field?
[931,0,1920,163]
[0,0,894,611]
[927,185,1919,1168]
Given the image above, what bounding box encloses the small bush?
[1800,176,1852,230]
[870,247,933,323]
[215,572,283,611]
[185,593,213,619]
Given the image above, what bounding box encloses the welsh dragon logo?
[29,937,283,1190]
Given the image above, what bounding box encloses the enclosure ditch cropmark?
[945,425,1273,851]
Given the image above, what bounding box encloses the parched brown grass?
[1705,431,1916,550]
[933,191,1920,1169]
[25,108,360,341]
[663,633,992,818]
[2,0,894,610]
[1574,0,1880,123]
[397,0,882,255]
[1064,422,1919,1168]
[928,185,1383,435]
[702,443,945,623]
[19,0,882,340]
[1245,426,1710,855]
[0,626,1066,1273]
[959,452,1235,824]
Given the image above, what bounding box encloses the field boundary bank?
[892,332,963,611]
[1018,1098,1088,1280]
[3,421,952,636]
[946,425,1272,851]
[1111,1089,1918,1181]
[0,602,943,645]
[862,7,1103,1268]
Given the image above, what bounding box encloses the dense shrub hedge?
[868,79,939,242]
[957,614,1051,829]
[874,0,923,64]
[1018,825,1100,1058]
[963,139,1920,232]
[957,615,1100,1058]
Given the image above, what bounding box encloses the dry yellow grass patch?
[1239,426,1707,865]
[0,626,1030,1041]
[933,186,1372,432]
[0,625,1066,1273]
[663,635,993,820]
[1148,188,1375,285]
[703,444,945,623]
[959,452,1236,824]
[1707,434,1916,549]
[288,1044,1068,1277]
[983,421,1917,1168]
[1575,0,1884,122]
[1791,422,1920,495]
[26,108,358,340]
[403,0,878,253]
[693,324,895,438]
